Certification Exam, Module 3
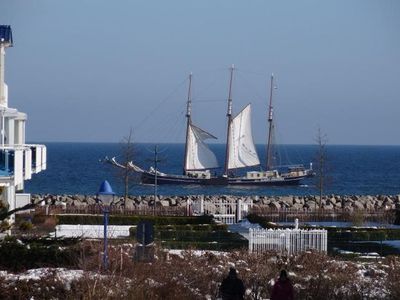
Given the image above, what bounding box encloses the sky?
[1,0,399,145]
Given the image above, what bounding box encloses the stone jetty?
[31,194,400,211]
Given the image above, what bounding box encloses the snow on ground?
[0,268,84,289]
[52,225,132,238]
[168,249,228,258]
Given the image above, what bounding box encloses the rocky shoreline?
[32,194,400,211]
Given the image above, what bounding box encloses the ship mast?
[183,72,193,174]
[224,65,234,176]
[266,74,274,171]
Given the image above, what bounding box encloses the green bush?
[57,214,214,226]
[328,228,400,242]
[157,230,237,241]
[161,237,247,251]
[129,224,229,238]
[153,223,228,232]
[0,236,81,272]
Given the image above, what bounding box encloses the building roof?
[0,25,13,46]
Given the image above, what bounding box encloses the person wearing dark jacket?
[219,267,245,300]
[270,270,294,300]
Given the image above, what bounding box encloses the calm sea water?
[24,143,400,196]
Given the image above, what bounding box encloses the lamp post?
[96,180,116,270]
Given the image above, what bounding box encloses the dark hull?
[141,172,227,185]
[141,171,306,186]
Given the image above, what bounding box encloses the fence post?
[249,228,253,253]
[200,196,204,215]
[236,199,242,223]
[186,198,191,216]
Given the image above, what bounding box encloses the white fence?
[249,228,327,255]
[191,198,252,224]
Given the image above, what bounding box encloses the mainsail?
[227,104,260,170]
[185,123,219,171]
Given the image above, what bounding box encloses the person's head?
[279,270,288,280]
[229,267,237,277]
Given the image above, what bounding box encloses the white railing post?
[236,199,242,223]
[186,198,191,216]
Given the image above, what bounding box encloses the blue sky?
[1,0,399,145]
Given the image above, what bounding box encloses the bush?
[328,228,400,242]
[161,239,247,251]
[350,210,366,226]
[0,220,10,232]
[0,236,81,272]
[32,214,47,225]
[57,214,214,226]
[129,223,246,251]
[18,221,33,231]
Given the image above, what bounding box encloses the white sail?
[227,104,260,170]
[185,123,219,171]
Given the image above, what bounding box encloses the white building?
[0,25,46,222]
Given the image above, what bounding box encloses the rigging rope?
[132,77,188,132]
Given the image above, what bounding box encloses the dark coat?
[219,274,245,300]
[270,278,294,300]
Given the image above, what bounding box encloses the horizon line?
[26,141,400,147]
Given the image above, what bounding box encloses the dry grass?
[0,241,399,299]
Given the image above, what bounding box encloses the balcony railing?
[0,144,46,184]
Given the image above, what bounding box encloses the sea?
[24,143,400,197]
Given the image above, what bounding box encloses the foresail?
[185,124,219,171]
[228,104,260,170]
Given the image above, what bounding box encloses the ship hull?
[141,171,307,186]
[141,172,228,185]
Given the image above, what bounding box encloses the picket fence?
[191,198,251,224]
[249,228,328,255]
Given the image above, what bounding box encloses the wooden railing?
[35,204,188,216]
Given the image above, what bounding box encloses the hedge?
[161,239,248,251]
[57,214,214,226]
[129,227,237,241]
[0,237,81,272]
[157,230,242,241]
[154,224,228,232]
[328,228,400,242]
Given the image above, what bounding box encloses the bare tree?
[314,127,330,209]
[117,128,138,207]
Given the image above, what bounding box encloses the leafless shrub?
[0,241,397,299]
[384,256,400,300]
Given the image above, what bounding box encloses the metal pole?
[154,145,158,215]
[266,74,274,171]
[224,65,234,176]
[103,208,109,270]
[183,73,192,175]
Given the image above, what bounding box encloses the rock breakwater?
[31,194,400,211]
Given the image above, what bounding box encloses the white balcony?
[0,144,46,185]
